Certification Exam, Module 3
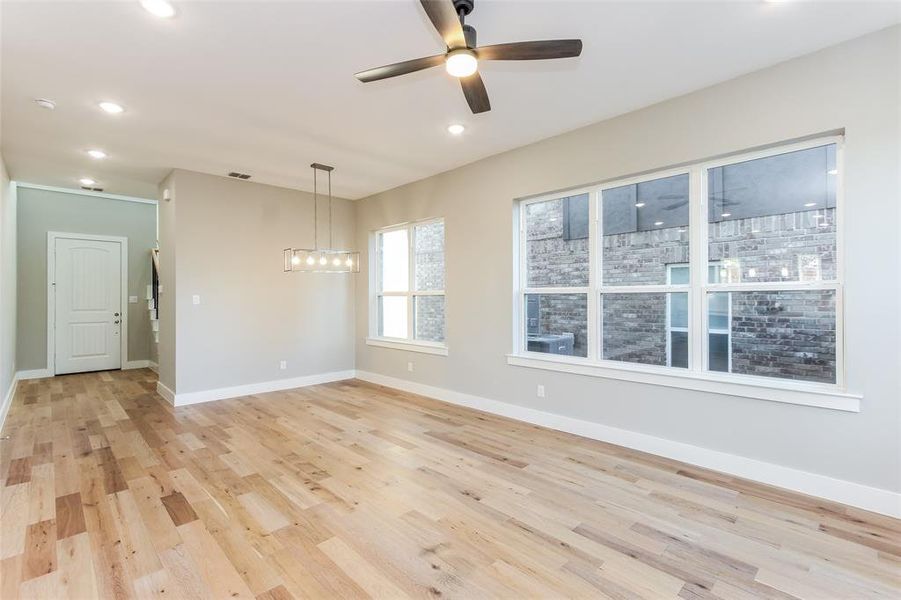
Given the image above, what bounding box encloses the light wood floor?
[1,369,899,599]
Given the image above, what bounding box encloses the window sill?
[366,338,448,356]
[506,353,860,412]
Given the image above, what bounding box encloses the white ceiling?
[2,1,899,200]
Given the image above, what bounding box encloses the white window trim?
[511,135,853,411]
[365,337,449,356]
[369,217,447,353]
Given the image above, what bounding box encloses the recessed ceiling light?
[721,212,732,218]
[654,221,664,226]
[140,0,176,18]
[79,178,96,186]
[34,98,56,110]
[86,149,107,159]
[447,124,465,135]
[635,202,646,208]
[827,169,838,175]
[98,101,124,114]
[804,202,816,207]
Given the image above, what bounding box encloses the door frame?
[47,231,129,375]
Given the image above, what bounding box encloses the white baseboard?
[0,375,18,432]
[162,370,356,407]
[156,381,175,404]
[16,368,53,380]
[123,360,153,370]
[354,370,901,519]
[148,361,159,374]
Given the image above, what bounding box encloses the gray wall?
[15,187,157,370]
[157,172,177,390]
[0,158,16,400]
[354,27,901,493]
[161,170,355,394]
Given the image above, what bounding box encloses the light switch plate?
[128,295,138,303]
[192,295,201,305]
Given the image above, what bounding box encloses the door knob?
[114,320,120,324]
[114,312,120,317]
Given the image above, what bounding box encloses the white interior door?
[54,237,122,374]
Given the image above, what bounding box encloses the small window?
[602,173,689,287]
[522,194,590,358]
[708,144,836,283]
[373,219,446,346]
[525,195,589,288]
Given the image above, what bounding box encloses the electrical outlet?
[279,360,287,370]
[407,362,414,372]
[536,384,546,398]
[128,295,138,304]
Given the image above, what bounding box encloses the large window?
[514,137,843,393]
[371,219,446,352]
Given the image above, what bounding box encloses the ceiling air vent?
[228,171,251,180]
[81,186,104,192]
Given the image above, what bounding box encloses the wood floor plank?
[161,491,198,527]
[0,369,898,599]
[55,492,87,540]
[22,519,57,582]
[56,532,99,599]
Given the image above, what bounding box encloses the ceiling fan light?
[445,49,478,78]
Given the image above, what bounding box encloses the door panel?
[54,237,122,374]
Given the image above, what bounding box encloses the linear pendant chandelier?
[283,163,359,273]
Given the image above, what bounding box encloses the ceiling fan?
[354,0,583,114]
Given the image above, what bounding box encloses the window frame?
[368,217,447,355]
[510,135,856,411]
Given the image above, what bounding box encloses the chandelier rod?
[313,166,318,250]
[328,168,333,250]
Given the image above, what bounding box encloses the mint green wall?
[0,159,16,401]
[16,187,157,370]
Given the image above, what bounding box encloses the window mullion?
[372,233,381,339]
[407,225,415,341]
[706,281,840,292]
[587,189,599,360]
[523,286,590,295]
[691,165,706,374]
[516,204,527,355]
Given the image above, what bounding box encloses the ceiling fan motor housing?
[453,0,475,17]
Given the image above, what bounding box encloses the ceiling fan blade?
[477,39,583,61]
[355,54,445,83]
[460,72,490,114]
[420,0,466,49]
